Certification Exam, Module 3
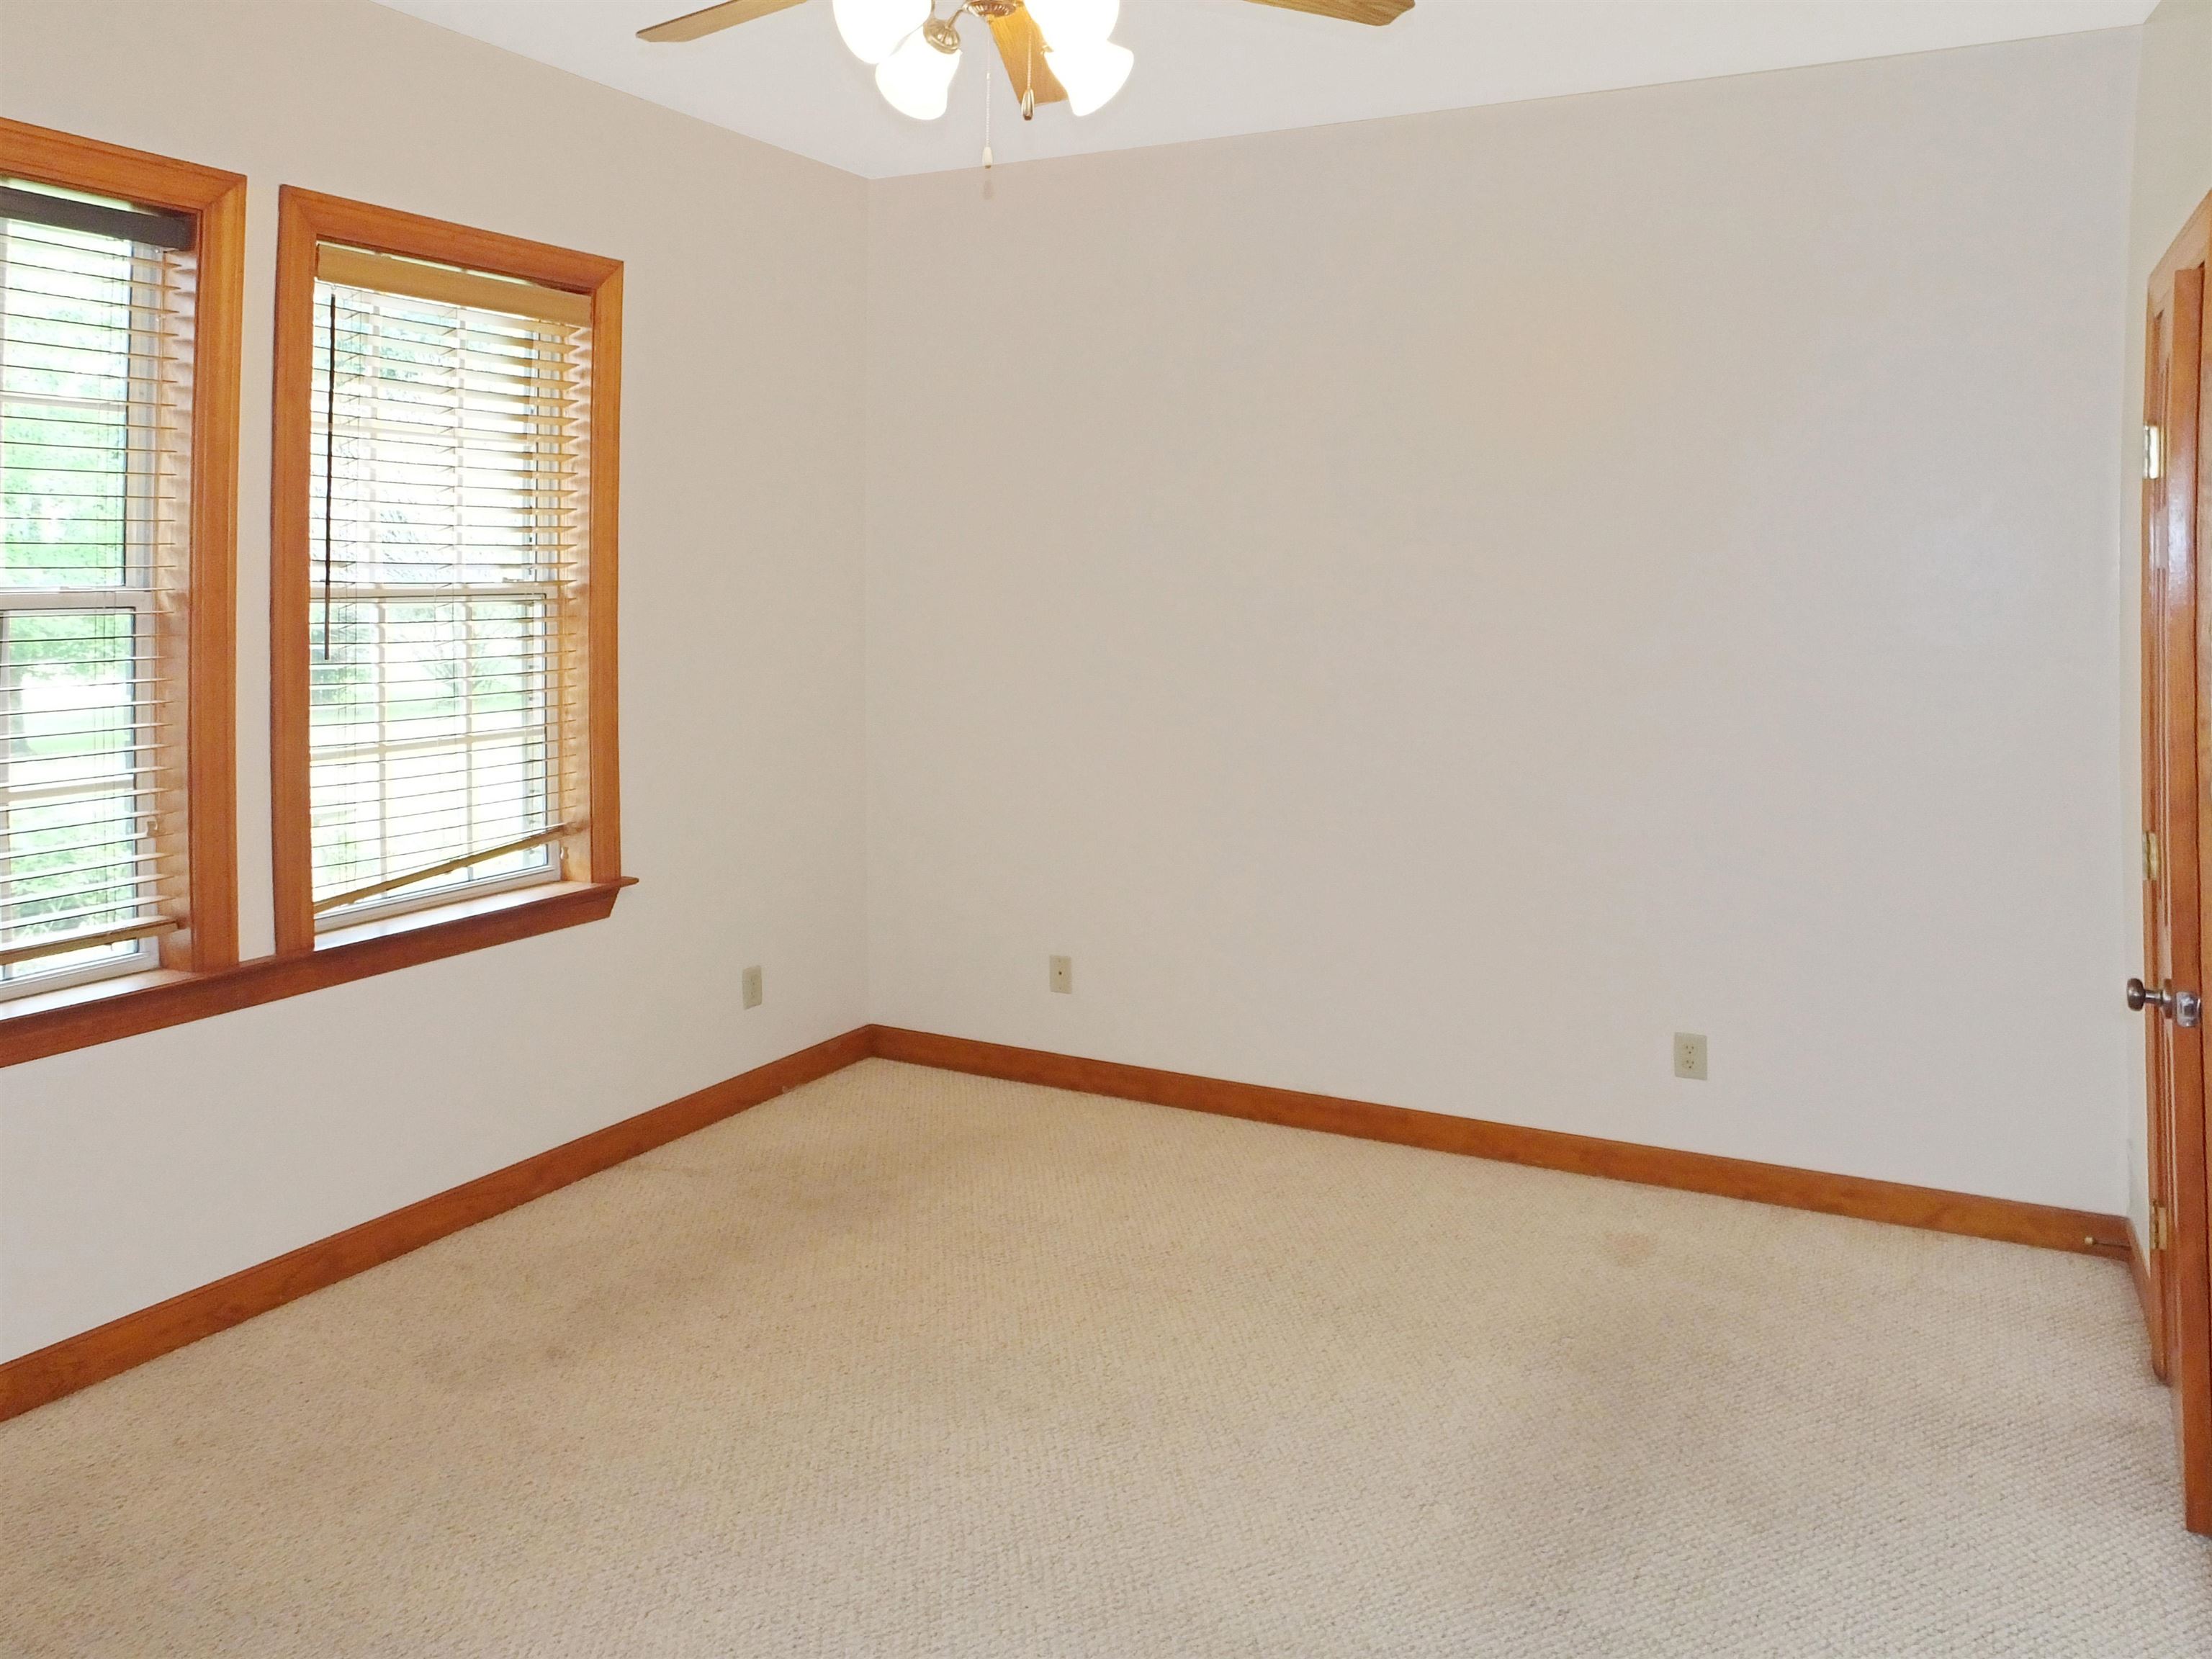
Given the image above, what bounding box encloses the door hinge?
[2146,830,2162,883]
[2146,423,2165,481]
[2152,1202,2172,1252]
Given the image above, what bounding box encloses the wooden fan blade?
[1242,0,1412,24]
[637,0,806,44]
[988,6,1068,107]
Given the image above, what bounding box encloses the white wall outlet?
[1048,954,1073,994]
[1673,1032,1708,1080]
[742,965,763,1010]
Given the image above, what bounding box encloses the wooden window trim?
[0,163,634,1067]
[0,877,634,1067]
[0,118,243,1006]
[269,187,625,958]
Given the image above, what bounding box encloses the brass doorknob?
[2129,977,2203,1027]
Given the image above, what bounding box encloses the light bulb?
[876,27,960,120]
[834,0,930,65]
[1024,0,1119,49]
[1046,38,1133,116]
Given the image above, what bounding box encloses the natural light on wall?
[835,0,1132,121]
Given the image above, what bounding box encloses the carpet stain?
[1601,1229,1658,1267]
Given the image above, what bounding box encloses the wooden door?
[2140,196,2212,1537]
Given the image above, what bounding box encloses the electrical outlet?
[742,965,763,1010]
[1048,954,1073,994]
[1673,1032,1707,1081]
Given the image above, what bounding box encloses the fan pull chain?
[981,27,994,170]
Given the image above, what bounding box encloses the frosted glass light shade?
[876,29,961,120]
[1024,0,1119,49]
[1046,38,1133,116]
[834,0,930,65]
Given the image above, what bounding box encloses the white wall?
[0,1,871,1360]
[864,32,2142,1214]
[0,9,2164,1364]
[2121,0,2212,1241]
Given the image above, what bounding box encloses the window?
[0,122,241,1005]
[306,256,584,925]
[0,154,619,1066]
[272,190,622,956]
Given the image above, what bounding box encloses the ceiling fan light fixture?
[1023,0,1120,48]
[876,24,961,119]
[833,0,930,64]
[638,0,1401,140]
[1045,37,1133,116]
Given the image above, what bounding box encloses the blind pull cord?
[311,822,578,916]
[0,915,180,972]
[320,288,336,662]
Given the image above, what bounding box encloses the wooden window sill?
[0,878,634,1069]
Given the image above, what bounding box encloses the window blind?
[0,199,196,995]
[307,248,591,927]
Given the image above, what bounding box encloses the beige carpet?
[3,1058,2208,1656]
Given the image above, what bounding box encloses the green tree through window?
[0,211,167,993]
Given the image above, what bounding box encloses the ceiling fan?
[637,0,1413,124]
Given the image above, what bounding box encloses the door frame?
[2139,189,2212,1537]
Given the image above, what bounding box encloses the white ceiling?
[378,0,2156,179]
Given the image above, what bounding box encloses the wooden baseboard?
[871,1027,2133,1261]
[3,1020,2133,1424]
[0,1026,871,1422]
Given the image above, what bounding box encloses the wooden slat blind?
[306,253,593,925]
[0,204,196,989]
[315,243,590,328]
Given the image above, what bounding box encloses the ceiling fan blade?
[988,6,1069,107]
[1241,0,1413,24]
[637,0,806,44]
